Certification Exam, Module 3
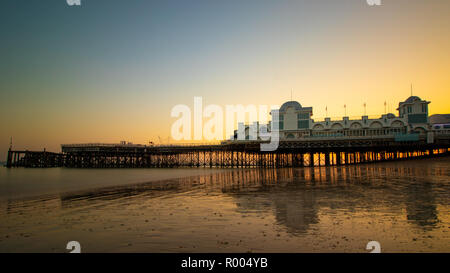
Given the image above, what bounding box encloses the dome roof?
[280,101,302,112]
[404,96,421,103]
[387,113,396,119]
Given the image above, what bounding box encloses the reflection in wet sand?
[0,157,449,252]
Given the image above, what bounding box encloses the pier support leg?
[6,150,12,168]
[325,152,330,166]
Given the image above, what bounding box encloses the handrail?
[61,142,224,148]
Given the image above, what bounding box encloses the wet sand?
[0,167,231,200]
[0,157,449,252]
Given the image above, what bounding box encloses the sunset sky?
[1,0,449,159]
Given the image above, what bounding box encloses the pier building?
[232,96,433,141]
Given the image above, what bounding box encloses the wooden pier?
[5,135,450,168]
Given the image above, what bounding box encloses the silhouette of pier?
[6,135,450,168]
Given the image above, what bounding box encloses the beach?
[0,157,449,253]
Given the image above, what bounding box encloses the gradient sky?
[1,0,449,159]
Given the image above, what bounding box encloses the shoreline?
[1,155,449,203]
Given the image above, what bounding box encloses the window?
[298,113,309,119]
[278,114,284,130]
[422,104,427,113]
[407,114,427,124]
[298,120,309,129]
[407,106,412,113]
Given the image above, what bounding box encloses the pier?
[6,134,450,168]
[6,95,449,169]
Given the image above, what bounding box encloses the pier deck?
[6,134,450,168]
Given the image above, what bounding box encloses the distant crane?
[158,136,162,145]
